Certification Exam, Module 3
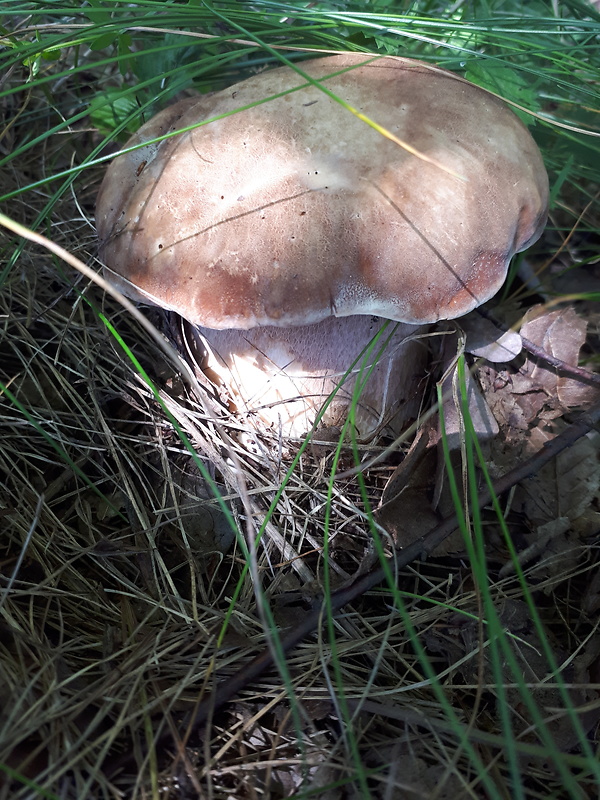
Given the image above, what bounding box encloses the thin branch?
[477,306,600,389]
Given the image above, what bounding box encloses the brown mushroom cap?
[96,54,548,331]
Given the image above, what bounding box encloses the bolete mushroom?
[96,54,548,438]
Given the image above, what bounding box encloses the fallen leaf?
[517,425,600,526]
[520,306,597,409]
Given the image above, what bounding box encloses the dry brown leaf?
[375,428,465,553]
[480,306,598,441]
[376,442,475,555]
[517,425,600,526]
[521,306,597,408]
[521,305,596,408]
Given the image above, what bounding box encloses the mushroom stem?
[195,315,427,438]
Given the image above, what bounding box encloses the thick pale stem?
[194,315,427,438]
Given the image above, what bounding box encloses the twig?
[476,306,600,389]
[108,398,600,779]
[519,333,600,388]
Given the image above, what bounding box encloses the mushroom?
[96,54,548,438]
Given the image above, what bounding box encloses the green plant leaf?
[89,89,143,136]
[465,60,542,125]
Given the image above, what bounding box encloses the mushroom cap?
[96,54,549,329]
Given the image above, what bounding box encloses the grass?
[1,1,600,798]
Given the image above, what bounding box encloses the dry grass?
[1,10,600,800]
